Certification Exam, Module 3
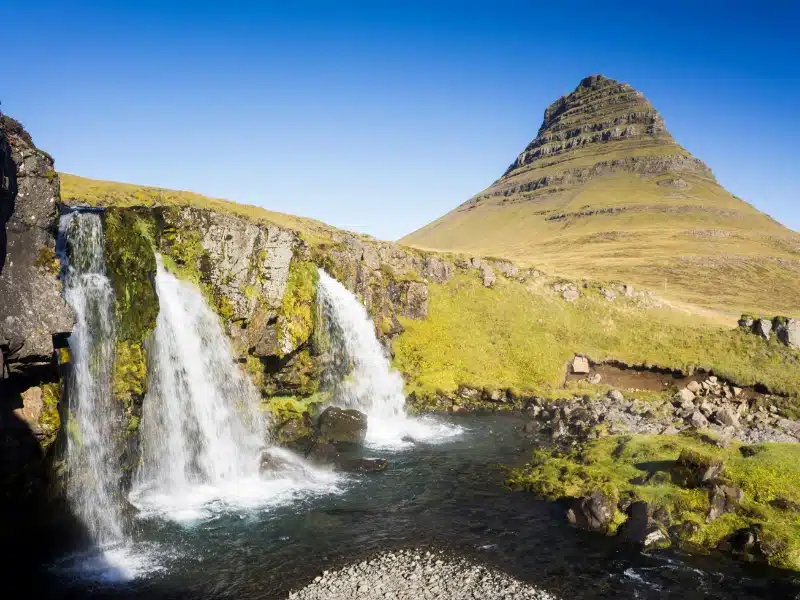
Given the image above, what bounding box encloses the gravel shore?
[286,549,558,600]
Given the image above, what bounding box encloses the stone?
[673,450,723,487]
[676,388,695,403]
[714,408,739,428]
[571,355,590,374]
[317,407,368,446]
[562,289,579,302]
[623,284,635,297]
[688,410,708,429]
[643,526,670,549]
[607,390,624,402]
[707,484,743,522]
[599,287,617,301]
[618,500,649,544]
[738,315,755,329]
[686,381,702,394]
[479,263,496,288]
[335,457,388,473]
[775,318,800,349]
[754,319,772,341]
[587,373,602,384]
[567,490,613,532]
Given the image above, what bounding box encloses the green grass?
[508,433,800,570]
[60,173,340,246]
[392,273,800,400]
[402,171,800,316]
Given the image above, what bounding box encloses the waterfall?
[131,256,338,522]
[316,269,461,447]
[60,211,126,544]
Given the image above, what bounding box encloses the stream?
[40,413,800,599]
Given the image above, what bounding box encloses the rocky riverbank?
[286,550,557,600]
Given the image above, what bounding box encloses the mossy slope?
[508,433,800,570]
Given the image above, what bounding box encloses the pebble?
[286,549,557,600]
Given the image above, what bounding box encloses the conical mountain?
[402,75,799,315]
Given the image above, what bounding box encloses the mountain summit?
[402,75,800,315]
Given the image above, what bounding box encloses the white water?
[58,211,157,582]
[131,257,339,523]
[61,212,125,543]
[316,269,461,448]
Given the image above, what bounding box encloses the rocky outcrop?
[739,315,800,349]
[0,117,75,564]
[0,117,73,377]
[521,374,800,445]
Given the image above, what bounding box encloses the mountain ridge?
[401,74,800,315]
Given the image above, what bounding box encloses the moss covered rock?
[508,432,800,571]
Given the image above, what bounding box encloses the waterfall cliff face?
[60,210,126,544]
[316,269,460,447]
[134,257,266,490]
[131,257,337,522]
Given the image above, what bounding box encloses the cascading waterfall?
[131,256,338,522]
[316,269,461,447]
[60,211,125,544]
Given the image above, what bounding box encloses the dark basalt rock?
[618,501,649,544]
[317,406,368,446]
[706,484,743,522]
[566,490,613,532]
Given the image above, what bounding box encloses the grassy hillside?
[60,173,341,246]
[402,76,800,316]
[394,273,800,401]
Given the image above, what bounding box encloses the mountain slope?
[402,75,800,316]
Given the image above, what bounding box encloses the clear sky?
[4,1,798,239]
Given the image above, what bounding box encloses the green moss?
[127,415,140,433]
[38,382,62,449]
[34,246,60,276]
[278,260,318,358]
[103,209,159,342]
[509,434,800,571]
[113,340,147,412]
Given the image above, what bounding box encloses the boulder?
[713,408,739,428]
[599,287,617,301]
[707,484,743,522]
[567,490,614,532]
[754,319,772,341]
[672,449,724,487]
[686,380,702,394]
[676,388,696,403]
[775,318,800,349]
[643,526,670,549]
[738,315,755,329]
[317,407,368,446]
[571,356,590,374]
[607,390,624,403]
[562,289,579,302]
[587,373,602,384]
[336,457,388,473]
[618,500,649,544]
[479,263,496,288]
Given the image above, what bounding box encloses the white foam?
[131,449,343,524]
[50,542,168,584]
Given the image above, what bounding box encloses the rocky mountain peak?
[505,74,687,178]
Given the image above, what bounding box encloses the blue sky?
[4,1,798,239]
